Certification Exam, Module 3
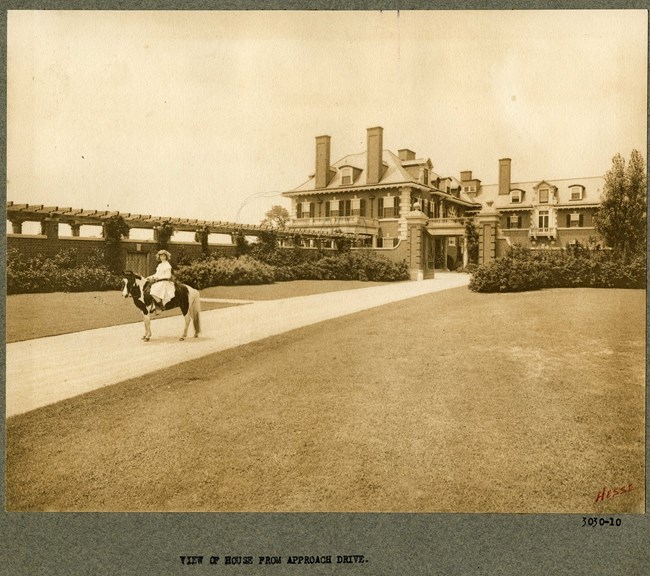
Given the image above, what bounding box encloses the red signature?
[595,484,635,503]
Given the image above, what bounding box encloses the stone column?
[463,236,469,268]
[398,186,412,239]
[442,237,448,270]
[405,208,429,281]
[42,218,59,240]
[9,219,23,234]
[476,201,501,265]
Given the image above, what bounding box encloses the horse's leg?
[179,293,190,341]
[180,313,190,341]
[192,290,201,337]
[143,313,152,342]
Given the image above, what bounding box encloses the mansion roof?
[477,176,604,211]
[284,149,480,207]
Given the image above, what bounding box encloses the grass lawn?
[6,287,645,513]
[5,280,390,343]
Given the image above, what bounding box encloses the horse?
[122,271,201,342]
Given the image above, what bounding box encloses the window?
[339,199,351,217]
[508,215,521,229]
[381,195,398,218]
[570,186,583,201]
[341,167,353,186]
[511,190,522,204]
[325,201,331,217]
[422,168,429,185]
[538,188,549,203]
[538,210,549,229]
[378,197,384,218]
[352,198,366,217]
[567,212,583,227]
[298,202,313,219]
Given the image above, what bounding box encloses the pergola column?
[9,219,23,234]
[41,218,60,240]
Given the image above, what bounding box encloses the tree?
[465,218,480,265]
[261,205,290,229]
[595,150,647,263]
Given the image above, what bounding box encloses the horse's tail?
[189,287,201,335]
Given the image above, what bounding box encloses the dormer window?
[510,190,522,204]
[538,188,549,203]
[570,185,584,200]
[340,167,353,186]
[421,168,429,185]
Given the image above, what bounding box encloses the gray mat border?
[1,2,648,574]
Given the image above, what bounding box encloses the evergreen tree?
[465,218,480,265]
[595,150,647,263]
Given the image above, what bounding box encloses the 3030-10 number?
[582,517,622,527]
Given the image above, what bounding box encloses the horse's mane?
[124,270,144,280]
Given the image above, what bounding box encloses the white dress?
[149,260,175,306]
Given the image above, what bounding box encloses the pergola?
[6,202,354,241]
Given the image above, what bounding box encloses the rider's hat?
[156,249,172,259]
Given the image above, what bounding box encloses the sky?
[7,10,648,226]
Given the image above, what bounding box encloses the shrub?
[103,215,130,273]
[194,225,211,258]
[174,250,409,288]
[156,220,175,250]
[175,255,275,289]
[273,252,409,283]
[7,248,122,294]
[469,248,646,293]
[249,244,318,267]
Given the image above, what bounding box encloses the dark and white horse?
[122,271,201,341]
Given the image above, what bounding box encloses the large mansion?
[282,127,604,271]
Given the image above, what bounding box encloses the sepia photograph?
[5,8,646,516]
[3,8,647,567]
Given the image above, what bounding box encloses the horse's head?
[122,271,145,299]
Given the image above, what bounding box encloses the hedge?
[7,249,122,294]
[469,247,646,293]
[175,251,409,288]
[7,248,410,294]
[175,255,275,289]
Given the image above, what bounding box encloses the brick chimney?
[366,126,384,185]
[315,135,334,189]
[460,170,473,182]
[499,158,511,195]
[398,149,416,161]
